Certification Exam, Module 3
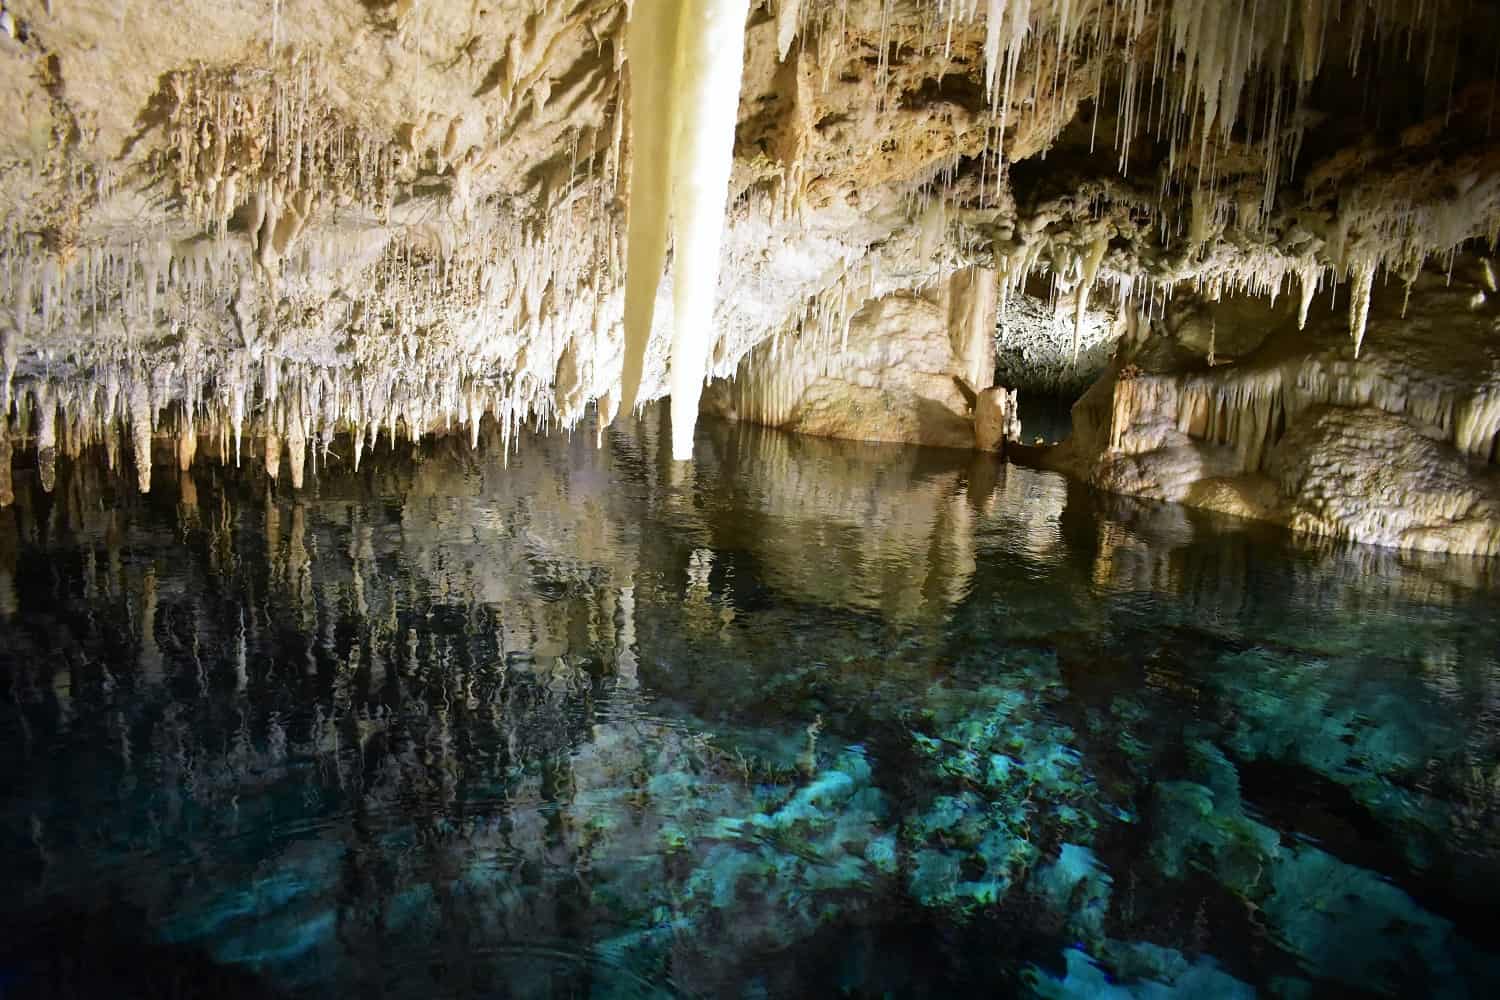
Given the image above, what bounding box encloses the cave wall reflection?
[1,410,1497,994]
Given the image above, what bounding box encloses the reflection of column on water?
[965,453,999,514]
[288,502,315,630]
[615,581,638,688]
[234,608,248,693]
[139,563,162,684]
[0,509,16,620]
[177,467,198,528]
[986,463,1068,562]
[264,487,281,585]
[697,421,981,621]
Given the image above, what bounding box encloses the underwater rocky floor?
[1,412,1499,998]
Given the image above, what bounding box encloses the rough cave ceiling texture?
[2,0,1500,536]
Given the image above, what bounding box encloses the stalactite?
[1297,257,1320,330]
[615,0,678,423]
[619,0,751,460]
[1073,230,1109,364]
[776,0,803,61]
[1349,258,1377,358]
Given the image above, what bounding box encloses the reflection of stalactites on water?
[0,419,13,509]
[264,485,281,589]
[696,419,981,622]
[1082,483,1500,623]
[349,507,374,620]
[287,502,315,631]
[139,563,163,686]
[234,608,248,694]
[0,507,15,620]
[614,581,638,688]
[177,468,199,530]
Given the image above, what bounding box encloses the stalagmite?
[177,408,198,473]
[265,431,282,481]
[34,387,57,494]
[129,381,153,494]
[288,405,307,490]
[619,0,752,461]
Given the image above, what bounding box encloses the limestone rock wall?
[1050,269,1500,555]
[700,267,1021,450]
[5,0,1500,553]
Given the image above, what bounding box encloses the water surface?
[2,412,1498,998]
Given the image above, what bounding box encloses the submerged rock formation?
[2,0,1500,551]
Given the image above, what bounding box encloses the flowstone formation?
[4,1,1500,550]
[1049,268,1500,554]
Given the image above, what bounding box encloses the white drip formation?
[0,0,1497,494]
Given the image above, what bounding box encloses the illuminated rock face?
[700,264,1023,451]
[2,1,1500,549]
[1050,275,1500,555]
[702,278,997,450]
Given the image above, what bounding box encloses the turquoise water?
[1,411,1498,998]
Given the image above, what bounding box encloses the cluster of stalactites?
[893,1,1492,360]
[0,352,567,505]
[0,103,639,492]
[161,61,399,246]
[6,0,1493,488]
[1106,349,1500,475]
[978,124,1500,367]
[923,1,1467,191]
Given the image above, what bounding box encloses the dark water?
[2,410,1499,999]
[1017,395,1075,446]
